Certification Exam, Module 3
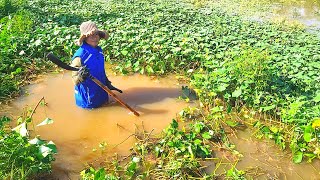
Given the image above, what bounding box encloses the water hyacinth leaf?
[121,50,128,56]
[232,88,242,98]
[146,65,154,74]
[194,122,204,133]
[217,84,228,92]
[226,120,238,127]
[270,126,278,133]
[200,146,210,156]
[313,93,320,103]
[15,68,22,74]
[293,151,303,163]
[261,126,270,133]
[47,141,57,153]
[40,145,51,157]
[126,162,137,177]
[202,132,212,139]
[194,139,202,145]
[304,132,312,143]
[93,168,106,179]
[39,141,57,157]
[12,122,28,137]
[37,118,54,126]
[211,106,223,113]
[260,105,276,112]
[171,119,178,129]
[29,137,45,145]
[303,125,313,142]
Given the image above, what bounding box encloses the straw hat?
[75,21,108,46]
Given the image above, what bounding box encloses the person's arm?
[105,76,123,93]
[71,57,82,85]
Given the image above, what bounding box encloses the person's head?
[76,21,108,47]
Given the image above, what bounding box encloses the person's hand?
[106,80,122,93]
[74,66,89,85]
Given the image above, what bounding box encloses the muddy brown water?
[230,130,320,179]
[0,72,191,179]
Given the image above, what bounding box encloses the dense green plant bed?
[100,0,320,162]
[80,112,248,179]
[1,0,320,178]
[0,115,57,179]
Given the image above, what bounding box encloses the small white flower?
[35,39,41,46]
[209,130,214,135]
[19,50,25,55]
[132,157,140,163]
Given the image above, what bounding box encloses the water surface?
[0,72,190,179]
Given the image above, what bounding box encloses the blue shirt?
[72,42,109,108]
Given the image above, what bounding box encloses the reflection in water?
[270,0,320,29]
[238,129,320,179]
[213,129,320,179]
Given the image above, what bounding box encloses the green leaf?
[146,65,154,74]
[261,126,270,133]
[313,93,320,103]
[15,68,22,74]
[171,119,178,129]
[94,168,106,180]
[202,132,212,139]
[194,122,204,133]
[232,88,242,98]
[217,84,228,92]
[121,50,128,56]
[211,106,222,113]
[39,145,51,158]
[127,162,137,172]
[12,122,28,137]
[46,141,57,153]
[29,137,45,145]
[200,146,210,156]
[226,120,238,127]
[37,118,54,127]
[194,139,202,145]
[293,151,303,163]
[304,132,312,143]
[303,125,313,142]
[270,126,278,133]
[260,105,276,112]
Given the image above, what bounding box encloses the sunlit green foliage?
[1,0,320,173]
[81,118,225,179]
[0,116,57,179]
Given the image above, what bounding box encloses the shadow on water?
[100,87,184,115]
[122,87,182,104]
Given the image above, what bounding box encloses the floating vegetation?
[1,0,320,178]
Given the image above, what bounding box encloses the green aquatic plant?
[0,115,57,179]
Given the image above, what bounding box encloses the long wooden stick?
[89,75,140,116]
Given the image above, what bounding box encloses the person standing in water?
[71,21,122,108]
